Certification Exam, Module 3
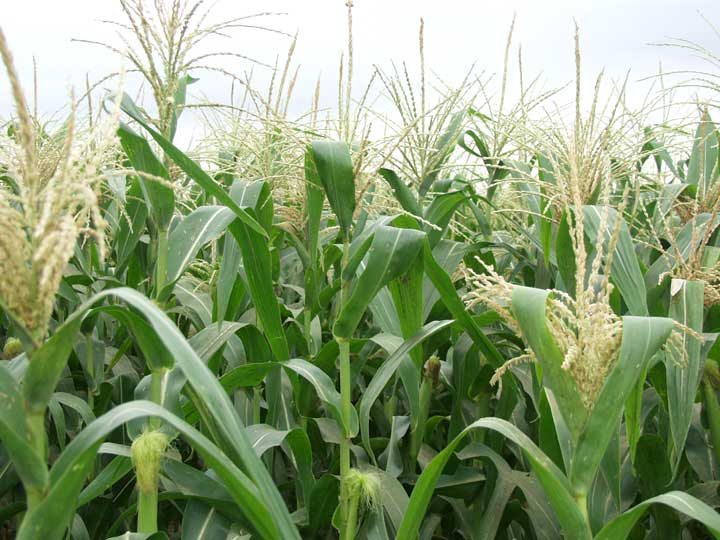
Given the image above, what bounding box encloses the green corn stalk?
[310,140,356,537]
[409,355,440,466]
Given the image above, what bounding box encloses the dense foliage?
[2,2,720,539]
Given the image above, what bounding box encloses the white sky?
[1,0,719,132]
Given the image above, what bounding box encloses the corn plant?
[3,2,720,540]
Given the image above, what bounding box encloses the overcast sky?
[1,0,719,132]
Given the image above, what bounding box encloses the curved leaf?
[283,358,358,437]
[334,225,426,339]
[570,316,674,493]
[117,123,174,231]
[421,240,505,367]
[583,206,647,316]
[18,401,281,540]
[118,93,267,238]
[0,364,48,490]
[164,205,235,290]
[510,285,587,440]
[396,417,590,540]
[595,491,720,540]
[378,168,421,217]
[19,287,301,540]
[359,320,454,461]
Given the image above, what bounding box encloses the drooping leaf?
[595,491,720,540]
[396,417,590,540]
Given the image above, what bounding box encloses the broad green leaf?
[421,240,505,368]
[667,279,705,471]
[423,191,466,247]
[22,315,84,414]
[245,424,314,503]
[228,181,289,363]
[388,223,425,367]
[310,141,355,239]
[396,417,590,540]
[189,321,248,364]
[624,364,648,465]
[378,168,422,217]
[457,443,560,539]
[228,181,292,428]
[48,396,66,451]
[174,278,214,327]
[595,491,720,540]
[219,363,276,391]
[422,239,468,321]
[370,334,420,441]
[77,456,133,506]
[570,316,674,494]
[95,306,173,371]
[169,74,198,141]
[114,177,149,271]
[283,358,358,437]
[303,148,325,320]
[686,110,719,194]
[181,499,232,540]
[343,233,374,282]
[22,287,301,540]
[376,470,409,533]
[118,93,267,239]
[0,363,48,490]
[597,425,623,515]
[334,225,426,339]
[161,460,244,523]
[511,285,587,440]
[215,232,243,321]
[118,123,174,231]
[583,206,648,316]
[53,392,96,426]
[308,474,340,535]
[304,148,325,259]
[129,367,187,438]
[163,205,235,292]
[359,320,454,461]
[18,401,282,540]
[556,211,577,296]
[378,415,410,477]
[230,180,273,230]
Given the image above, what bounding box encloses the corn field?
[2,1,720,539]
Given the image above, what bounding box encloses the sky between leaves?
[0,0,718,143]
